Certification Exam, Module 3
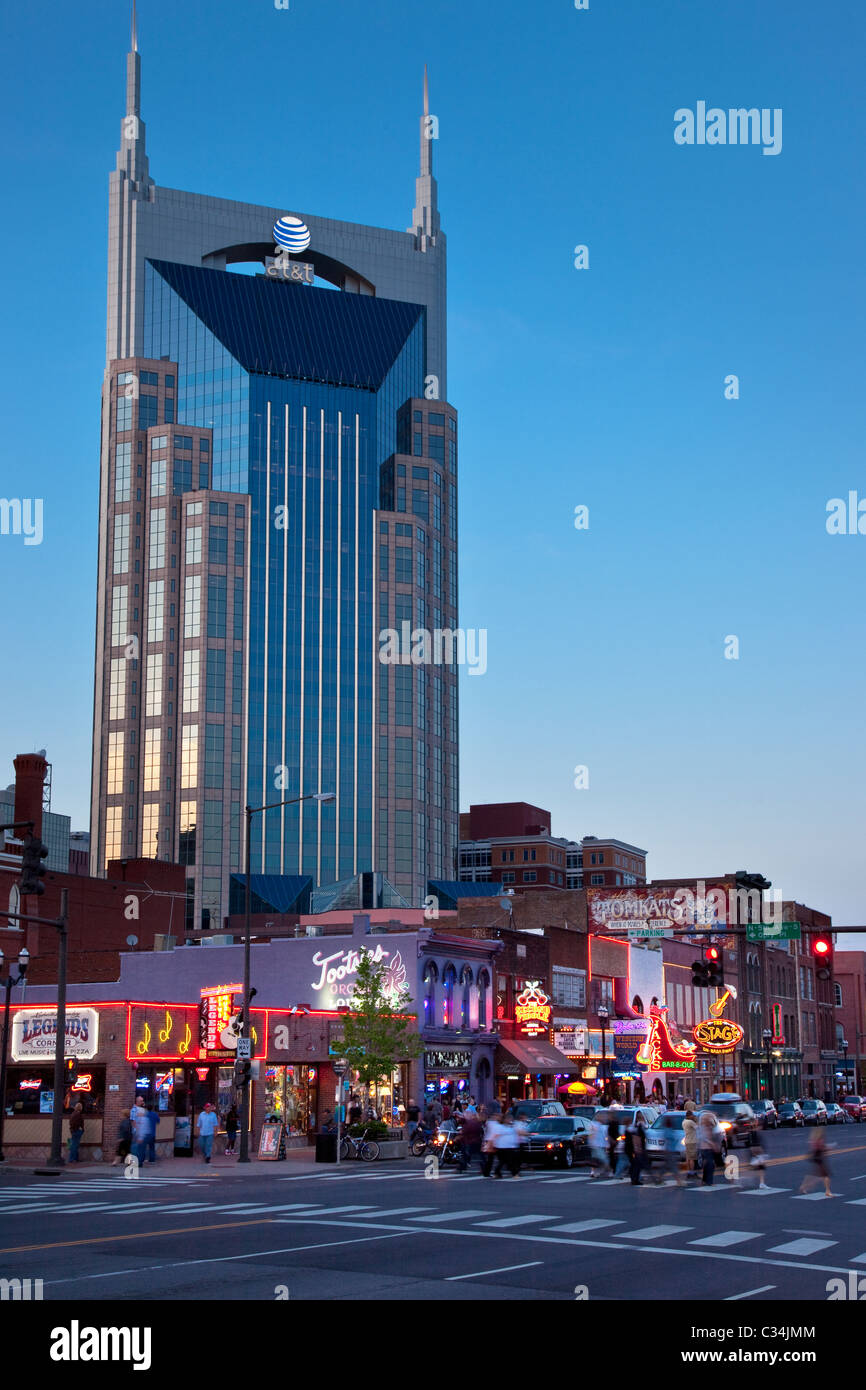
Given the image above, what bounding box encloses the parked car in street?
[510,1099,567,1122]
[777,1101,805,1127]
[525,1115,591,1168]
[749,1100,779,1130]
[700,1099,758,1147]
[825,1103,848,1125]
[799,1099,828,1125]
[842,1096,865,1123]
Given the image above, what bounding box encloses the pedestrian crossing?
[0,1187,861,1269]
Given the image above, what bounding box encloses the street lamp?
[0,947,30,1162]
[238,790,335,1162]
[762,1029,773,1101]
[598,1005,609,1100]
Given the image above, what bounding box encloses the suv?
[799,1099,828,1126]
[700,1099,758,1148]
[843,1096,865,1123]
[510,1100,567,1122]
[750,1100,779,1130]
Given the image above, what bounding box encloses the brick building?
[457,802,647,894]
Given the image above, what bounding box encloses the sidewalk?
[0,1146,322,1179]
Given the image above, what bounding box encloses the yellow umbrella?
[558,1080,598,1095]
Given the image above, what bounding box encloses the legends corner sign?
[12,1008,99,1061]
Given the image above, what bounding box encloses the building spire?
[409,65,440,246]
[116,2,151,186]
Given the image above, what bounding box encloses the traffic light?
[811,934,833,980]
[235,1061,251,1087]
[65,1058,78,1087]
[20,833,48,895]
[704,945,723,988]
[691,959,710,987]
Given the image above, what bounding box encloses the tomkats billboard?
[587,884,735,934]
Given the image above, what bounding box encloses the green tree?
[338,949,422,1091]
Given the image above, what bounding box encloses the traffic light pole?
[48,890,69,1168]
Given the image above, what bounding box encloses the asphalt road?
[2,1124,866,1302]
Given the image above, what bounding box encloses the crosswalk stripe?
[766,1237,837,1256]
[345,1207,431,1219]
[689,1231,762,1248]
[474,1214,553,1228]
[542,1219,625,1233]
[615,1224,693,1240]
[409,1209,494,1223]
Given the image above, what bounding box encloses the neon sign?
[19,1078,41,1090]
[71,1074,93,1093]
[127,1005,195,1061]
[771,1002,785,1046]
[199,984,243,1059]
[636,1005,697,1072]
[514,981,552,1038]
[693,987,744,1053]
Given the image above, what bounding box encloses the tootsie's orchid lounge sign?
[309,943,408,1010]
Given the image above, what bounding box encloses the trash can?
[315,1132,337,1163]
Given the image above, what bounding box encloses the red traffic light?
[704,946,720,962]
[813,938,831,956]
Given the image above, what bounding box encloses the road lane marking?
[689,1231,762,1248]
[474,1215,553,1228]
[0,1218,279,1254]
[725,1285,776,1301]
[446,1261,543,1282]
[767,1237,837,1256]
[347,1208,431,1219]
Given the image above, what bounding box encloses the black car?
[777,1102,805,1127]
[525,1116,591,1168]
[511,1100,567,1122]
[750,1100,780,1130]
[799,1099,828,1126]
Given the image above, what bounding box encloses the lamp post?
[762,1029,773,1101]
[598,1005,609,1101]
[0,947,30,1162]
[238,790,335,1163]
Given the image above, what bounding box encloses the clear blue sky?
[0,0,863,927]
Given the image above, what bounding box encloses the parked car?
[825,1103,848,1125]
[525,1116,591,1168]
[799,1099,828,1126]
[750,1100,779,1130]
[700,1099,758,1148]
[842,1096,865,1123]
[566,1104,602,1121]
[777,1101,805,1127]
[510,1100,567,1122]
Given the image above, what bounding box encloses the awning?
[495,1038,578,1074]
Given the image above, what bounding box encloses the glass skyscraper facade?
[91,27,457,921]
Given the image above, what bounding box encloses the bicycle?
[339,1127,380,1162]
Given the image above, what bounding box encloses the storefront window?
[442,963,456,1026]
[423,961,438,1022]
[460,966,472,1027]
[264,1065,319,1137]
[478,970,490,1029]
[5,1067,106,1117]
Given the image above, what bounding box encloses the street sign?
[236,1038,252,1060]
[746,922,801,942]
[604,919,674,938]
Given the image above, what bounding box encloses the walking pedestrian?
[224,1105,239,1156]
[407,1097,421,1129]
[661,1112,685,1186]
[608,1110,626,1179]
[144,1103,159,1163]
[683,1101,698,1179]
[698,1112,722,1186]
[748,1129,769,1190]
[589,1113,609,1178]
[457,1109,484,1172]
[196,1101,219,1164]
[799,1126,834,1197]
[131,1098,150,1166]
[113,1108,132,1166]
[480,1113,501,1177]
[624,1116,647,1185]
[493,1111,521,1178]
[67,1103,85,1163]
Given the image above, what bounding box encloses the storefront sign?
[127,1004,196,1061]
[425,1049,471,1072]
[258,1121,285,1160]
[635,1005,697,1073]
[71,1074,93,1093]
[514,981,552,1037]
[588,884,732,933]
[771,1002,785,1046]
[614,1017,649,1071]
[12,1008,99,1061]
[693,1019,744,1052]
[309,942,408,1009]
[199,984,243,1059]
[39,1091,53,1113]
[19,1078,41,1090]
[554,1028,587,1055]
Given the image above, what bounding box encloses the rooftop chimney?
[13,753,47,841]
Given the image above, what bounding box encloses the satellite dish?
[126,934,139,947]
[499,897,513,912]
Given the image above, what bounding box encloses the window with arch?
[442,963,457,1027]
[834,982,843,1007]
[460,965,473,1028]
[477,969,490,1029]
[423,961,438,1023]
[632,994,644,1015]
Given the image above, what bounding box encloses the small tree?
[339,949,422,1100]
